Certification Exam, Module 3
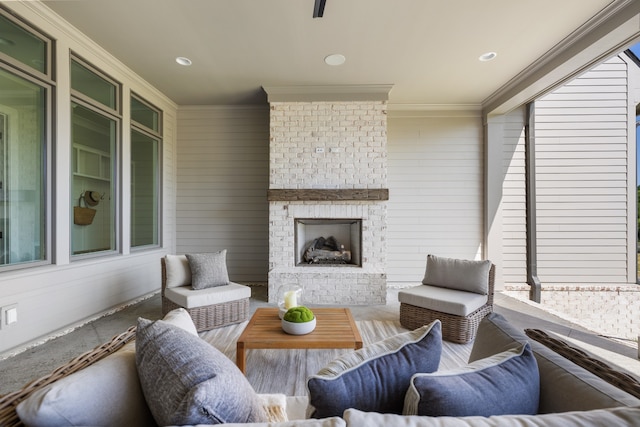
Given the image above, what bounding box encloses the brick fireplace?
[264,85,392,305]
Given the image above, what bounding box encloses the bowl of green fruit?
[281,306,316,335]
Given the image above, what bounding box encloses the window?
[70,57,120,256]
[0,12,50,76]
[130,94,161,248]
[0,8,52,269]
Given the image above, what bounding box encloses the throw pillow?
[422,254,491,295]
[162,307,198,336]
[135,317,267,426]
[306,320,442,418]
[403,343,539,417]
[165,254,192,288]
[186,250,230,290]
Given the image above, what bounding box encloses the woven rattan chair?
[399,261,495,344]
[161,257,250,332]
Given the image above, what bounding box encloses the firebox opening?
[295,218,362,267]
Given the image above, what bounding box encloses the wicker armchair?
[161,257,250,331]
[399,259,495,344]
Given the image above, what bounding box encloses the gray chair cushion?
[398,285,488,316]
[423,255,491,295]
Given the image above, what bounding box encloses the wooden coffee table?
[236,307,363,374]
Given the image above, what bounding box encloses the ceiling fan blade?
[313,0,326,18]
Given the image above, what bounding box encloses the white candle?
[284,290,298,309]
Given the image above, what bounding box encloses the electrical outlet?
[315,147,325,153]
[1,304,18,329]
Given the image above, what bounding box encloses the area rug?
[200,320,472,396]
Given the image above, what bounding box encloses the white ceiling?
[42,0,621,106]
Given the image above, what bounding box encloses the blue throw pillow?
[306,320,442,418]
[404,342,540,417]
[136,317,267,425]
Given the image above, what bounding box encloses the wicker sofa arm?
[0,326,137,427]
[525,328,640,400]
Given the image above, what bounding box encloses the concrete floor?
[1,286,639,396]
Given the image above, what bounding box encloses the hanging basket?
[74,206,96,225]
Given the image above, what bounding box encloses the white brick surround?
[266,95,389,305]
[269,102,387,189]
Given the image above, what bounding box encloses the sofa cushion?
[186,250,230,289]
[306,320,442,419]
[16,349,154,427]
[15,308,198,427]
[343,407,640,427]
[173,418,347,427]
[470,313,640,413]
[165,254,192,288]
[164,281,251,308]
[404,343,539,417]
[422,255,491,295]
[136,317,267,426]
[398,285,488,316]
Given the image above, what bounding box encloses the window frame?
[69,54,122,259]
[0,7,53,271]
[130,93,162,251]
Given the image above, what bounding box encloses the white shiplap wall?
[501,109,528,285]
[534,56,631,283]
[176,106,270,282]
[386,113,484,283]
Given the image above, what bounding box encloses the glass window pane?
[0,68,46,265]
[71,102,116,255]
[131,96,160,133]
[71,60,116,109]
[0,14,47,74]
[131,129,159,247]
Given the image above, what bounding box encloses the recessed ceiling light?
[324,54,346,66]
[479,52,497,62]
[176,56,192,66]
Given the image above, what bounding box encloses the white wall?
[0,3,177,355]
[534,55,633,284]
[500,109,528,286]
[176,106,269,282]
[386,111,485,283]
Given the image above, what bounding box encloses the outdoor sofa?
[1,309,639,427]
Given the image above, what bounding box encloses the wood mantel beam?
[267,189,389,202]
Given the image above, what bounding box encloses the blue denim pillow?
[306,320,442,418]
[404,342,539,417]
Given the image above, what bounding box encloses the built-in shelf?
[73,144,111,182]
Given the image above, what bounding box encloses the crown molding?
[483,0,640,116]
[387,104,482,118]
[263,85,394,103]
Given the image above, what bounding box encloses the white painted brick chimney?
[264,86,392,305]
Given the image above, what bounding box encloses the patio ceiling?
[41,0,636,107]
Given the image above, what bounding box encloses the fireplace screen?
[295,218,362,266]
